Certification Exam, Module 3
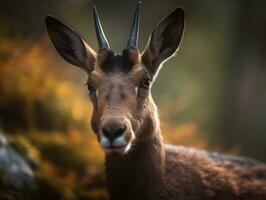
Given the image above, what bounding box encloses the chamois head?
[45,1,185,155]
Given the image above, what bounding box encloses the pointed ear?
[45,15,96,73]
[141,8,185,79]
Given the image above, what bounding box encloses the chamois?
[45,2,266,199]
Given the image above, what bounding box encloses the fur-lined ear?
[141,8,185,78]
[45,15,96,73]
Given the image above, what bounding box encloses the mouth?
[103,143,131,155]
[99,135,132,154]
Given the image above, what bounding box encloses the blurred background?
[0,0,266,199]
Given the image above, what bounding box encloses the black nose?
[102,126,125,141]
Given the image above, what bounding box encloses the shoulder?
[164,144,206,160]
[164,144,266,188]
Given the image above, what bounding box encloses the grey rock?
[0,133,35,189]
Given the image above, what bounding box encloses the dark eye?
[87,84,95,94]
[140,79,151,89]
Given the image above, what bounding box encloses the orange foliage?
[163,121,207,149]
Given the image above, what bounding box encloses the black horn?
[127,1,141,49]
[93,5,110,50]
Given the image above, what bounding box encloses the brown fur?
[45,8,266,200]
[104,93,266,200]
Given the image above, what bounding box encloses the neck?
[105,98,165,200]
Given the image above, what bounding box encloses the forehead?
[89,49,150,87]
[96,49,140,74]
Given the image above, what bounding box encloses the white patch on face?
[124,143,132,153]
[100,136,111,148]
[135,87,138,96]
[112,135,127,147]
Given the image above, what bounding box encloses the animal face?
[87,49,153,154]
[45,2,185,155]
